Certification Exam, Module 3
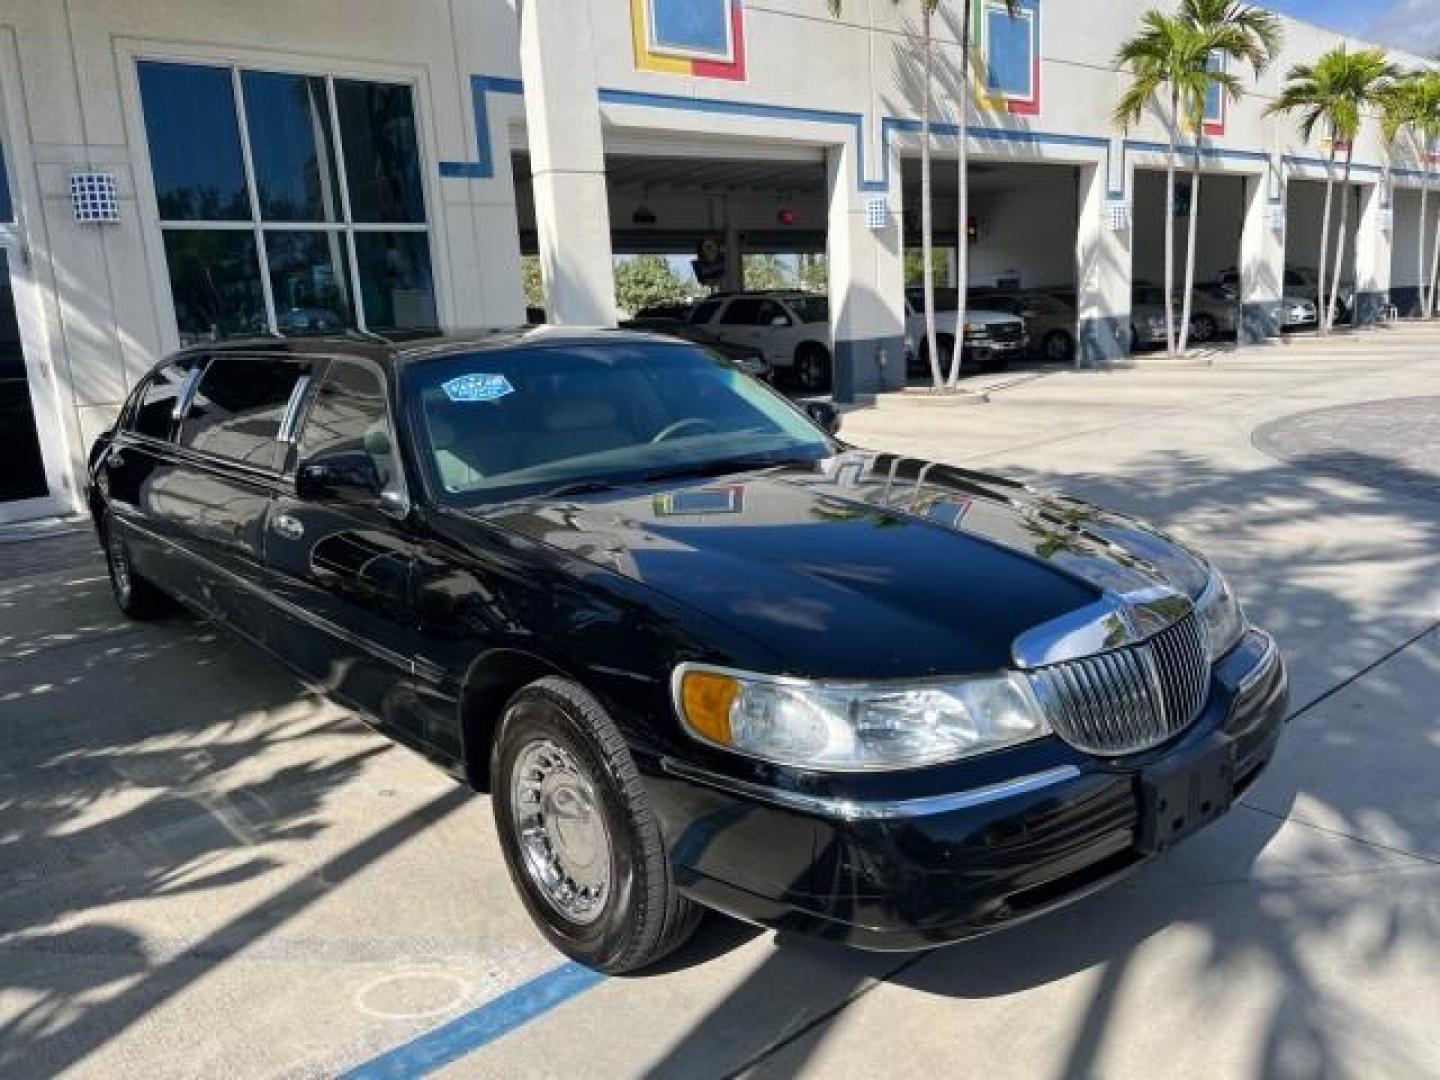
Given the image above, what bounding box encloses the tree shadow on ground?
[643,444,1439,1079]
[0,566,472,1077]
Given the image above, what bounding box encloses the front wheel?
[492,678,702,973]
[792,344,832,393]
[1189,313,1218,344]
[1042,330,1075,364]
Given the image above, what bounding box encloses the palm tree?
[1114,2,1280,357]
[1268,48,1398,332]
[1114,13,1207,356]
[829,0,947,390]
[1173,1,1279,355]
[945,0,1020,388]
[1380,72,1440,318]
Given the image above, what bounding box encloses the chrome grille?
[990,322,1024,344]
[1028,614,1211,756]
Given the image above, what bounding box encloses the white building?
[0,0,1433,524]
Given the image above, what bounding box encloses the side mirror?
[804,401,842,436]
[295,452,382,503]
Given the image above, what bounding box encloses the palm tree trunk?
[1164,91,1179,356]
[1417,173,1429,318]
[947,12,972,388]
[1327,151,1353,331]
[920,7,943,390]
[1177,132,1203,355]
[1316,142,1337,335]
[1428,164,1440,319]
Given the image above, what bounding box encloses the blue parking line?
[343,962,607,1079]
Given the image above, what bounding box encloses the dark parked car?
[90,329,1287,973]
[620,317,772,381]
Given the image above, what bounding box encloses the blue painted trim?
[341,962,606,1079]
[439,75,524,180]
[438,71,1404,207]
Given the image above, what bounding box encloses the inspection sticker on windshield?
[442,373,514,403]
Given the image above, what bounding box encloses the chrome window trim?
[659,758,1081,822]
[276,373,313,443]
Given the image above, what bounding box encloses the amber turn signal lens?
[680,671,739,745]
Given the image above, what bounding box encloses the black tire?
[1190,313,1218,343]
[1042,329,1075,364]
[102,511,172,620]
[917,335,958,379]
[491,677,702,974]
[792,344,832,393]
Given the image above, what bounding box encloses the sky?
[1265,0,1440,58]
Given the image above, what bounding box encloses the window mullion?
[231,66,278,335]
[325,75,368,331]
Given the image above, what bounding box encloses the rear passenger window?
[178,354,312,470]
[720,299,763,325]
[130,358,205,442]
[296,359,401,492]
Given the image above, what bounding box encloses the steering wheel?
[650,417,718,444]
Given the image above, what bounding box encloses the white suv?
[688,292,833,392]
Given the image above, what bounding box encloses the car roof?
[173,326,689,368]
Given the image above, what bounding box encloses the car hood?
[457,452,1210,679]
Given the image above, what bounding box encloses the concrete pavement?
[1,324,1436,1079]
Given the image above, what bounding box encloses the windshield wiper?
[539,456,805,500]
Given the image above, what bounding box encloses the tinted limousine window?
[130,356,206,441]
[178,354,312,471]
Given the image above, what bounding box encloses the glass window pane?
[335,80,425,223]
[0,141,13,223]
[179,355,312,470]
[266,230,354,334]
[138,62,250,221]
[297,359,401,490]
[354,232,436,329]
[0,251,46,499]
[163,231,266,344]
[241,72,343,223]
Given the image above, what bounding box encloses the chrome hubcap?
[509,739,611,925]
[107,528,131,600]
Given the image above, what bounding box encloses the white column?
[1353,180,1391,325]
[1238,163,1286,342]
[827,140,906,401]
[1075,161,1131,365]
[518,1,616,326]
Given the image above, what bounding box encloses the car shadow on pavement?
[640,445,1439,1079]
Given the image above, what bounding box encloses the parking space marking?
[341,961,606,1079]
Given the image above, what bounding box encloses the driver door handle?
[272,514,305,541]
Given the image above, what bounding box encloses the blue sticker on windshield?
[442,373,514,403]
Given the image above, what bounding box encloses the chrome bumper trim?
[659,759,1082,822]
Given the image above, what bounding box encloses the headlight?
[964,322,988,337]
[674,666,1050,771]
[1196,570,1246,661]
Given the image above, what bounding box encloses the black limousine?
[90,328,1288,973]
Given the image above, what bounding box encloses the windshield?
[405,341,833,504]
[787,296,829,323]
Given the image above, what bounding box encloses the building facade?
[0,0,1433,524]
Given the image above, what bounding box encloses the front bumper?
[646,630,1287,951]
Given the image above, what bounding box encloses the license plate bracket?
[1137,738,1236,854]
